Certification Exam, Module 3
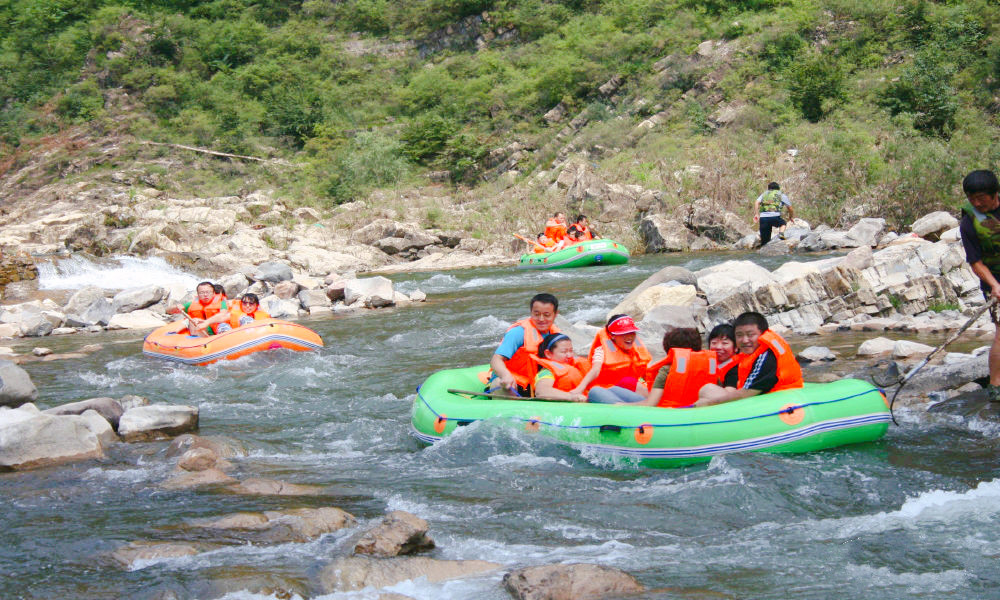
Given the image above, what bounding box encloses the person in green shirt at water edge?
[754,181,794,246]
[959,169,1000,402]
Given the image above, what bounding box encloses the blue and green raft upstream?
[412,365,892,468]
[518,239,630,269]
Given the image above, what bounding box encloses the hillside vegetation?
[3,0,1000,240]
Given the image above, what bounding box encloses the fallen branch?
[140,141,294,166]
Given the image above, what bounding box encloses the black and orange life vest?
[736,330,803,392]
[587,329,652,391]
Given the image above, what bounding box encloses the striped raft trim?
[143,334,323,365]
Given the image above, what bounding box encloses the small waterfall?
[35,254,199,291]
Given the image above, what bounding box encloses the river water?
[5,253,1000,599]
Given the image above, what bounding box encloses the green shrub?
[879,52,957,136]
[401,114,458,162]
[56,79,104,123]
[760,32,804,72]
[787,53,845,122]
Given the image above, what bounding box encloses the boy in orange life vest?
[166,280,227,337]
[532,333,590,402]
[633,327,716,408]
[488,293,560,396]
[696,312,803,406]
[578,314,652,404]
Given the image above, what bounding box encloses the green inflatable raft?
[412,365,891,468]
[518,239,630,269]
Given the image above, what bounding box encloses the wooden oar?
[447,388,572,403]
[512,233,547,252]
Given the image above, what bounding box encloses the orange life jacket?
[498,318,561,389]
[575,224,594,241]
[736,330,804,393]
[587,329,652,391]
[228,302,272,329]
[531,356,592,394]
[716,355,739,383]
[644,349,718,408]
[186,295,226,320]
[545,219,567,242]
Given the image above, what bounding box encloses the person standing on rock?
[754,182,794,246]
[959,169,1000,402]
[488,293,561,397]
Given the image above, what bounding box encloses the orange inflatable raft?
[142,318,324,365]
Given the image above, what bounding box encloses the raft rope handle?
[417,387,882,432]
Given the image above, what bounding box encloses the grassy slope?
[3,0,1000,247]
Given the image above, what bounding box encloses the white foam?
[893,478,1000,520]
[486,452,571,469]
[37,255,199,291]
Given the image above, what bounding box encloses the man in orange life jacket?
[573,214,599,241]
[167,281,227,337]
[695,311,803,406]
[488,293,560,396]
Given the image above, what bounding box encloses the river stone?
[194,507,355,543]
[111,285,166,314]
[259,295,300,319]
[43,397,123,429]
[344,276,395,308]
[110,542,201,569]
[355,510,435,557]
[219,273,250,299]
[757,239,790,255]
[32,347,52,356]
[892,340,935,358]
[225,477,322,496]
[0,359,38,407]
[797,346,837,363]
[640,214,695,252]
[846,218,886,246]
[0,408,103,470]
[298,289,331,309]
[118,394,149,412]
[254,261,293,283]
[63,286,107,315]
[19,312,53,337]
[177,447,219,471]
[80,409,119,447]
[911,211,959,240]
[409,289,427,302]
[695,260,776,305]
[118,404,199,442]
[317,556,501,593]
[503,563,645,600]
[166,433,246,459]
[106,310,166,331]
[272,280,300,300]
[161,467,237,490]
[50,327,76,335]
[857,337,896,356]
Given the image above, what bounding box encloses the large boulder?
[111,285,166,313]
[503,563,645,600]
[317,556,500,593]
[612,284,699,322]
[43,397,123,429]
[219,273,250,299]
[63,286,108,315]
[118,404,199,442]
[192,507,355,544]
[686,199,754,243]
[638,304,704,352]
[354,510,435,557]
[0,359,37,407]
[344,276,395,308]
[18,312,53,337]
[640,214,695,252]
[845,218,886,247]
[298,289,332,309]
[106,310,166,330]
[695,260,776,304]
[911,211,959,240]
[253,261,293,283]
[272,280,300,300]
[612,265,697,317]
[0,405,104,470]
[259,295,301,319]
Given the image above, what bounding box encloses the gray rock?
[846,218,886,246]
[503,563,645,600]
[272,280,300,300]
[253,261,293,283]
[0,359,38,407]
[79,409,119,447]
[106,310,166,330]
[0,407,103,470]
[259,295,300,319]
[344,276,395,308]
[63,286,107,315]
[19,312,53,337]
[317,556,500,593]
[110,542,201,569]
[298,289,332,309]
[191,507,355,544]
[219,273,250,299]
[758,239,790,255]
[842,245,874,271]
[409,289,427,302]
[892,339,935,358]
[911,211,959,240]
[640,214,695,252]
[857,337,896,356]
[43,397,124,429]
[354,510,435,557]
[111,285,166,314]
[118,404,199,442]
[797,346,837,363]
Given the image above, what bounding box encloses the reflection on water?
[4,253,1000,599]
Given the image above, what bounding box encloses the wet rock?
[892,340,935,358]
[110,542,201,569]
[904,353,988,394]
[197,566,309,600]
[798,346,837,362]
[317,556,500,593]
[111,285,166,313]
[79,409,119,447]
[177,447,219,471]
[166,434,246,459]
[259,295,300,319]
[272,280,300,300]
[118,404,199,442]
[0,359,38,407]
[640,214,695,252]
[225,477,322,496]
[106,310,166,330]
[19,312,54,337]
[43,397,123,429]
[118,394,149,411]
[254,261,293,283]
[298,289,331,309]
[857,337,896,356]
[344,276,395,308]
[503,563,645,600]
[32,347,52,357]
[354,510,435,557]
[161,467,237,490]
[0,406,103,470]
[193,507,355,543]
